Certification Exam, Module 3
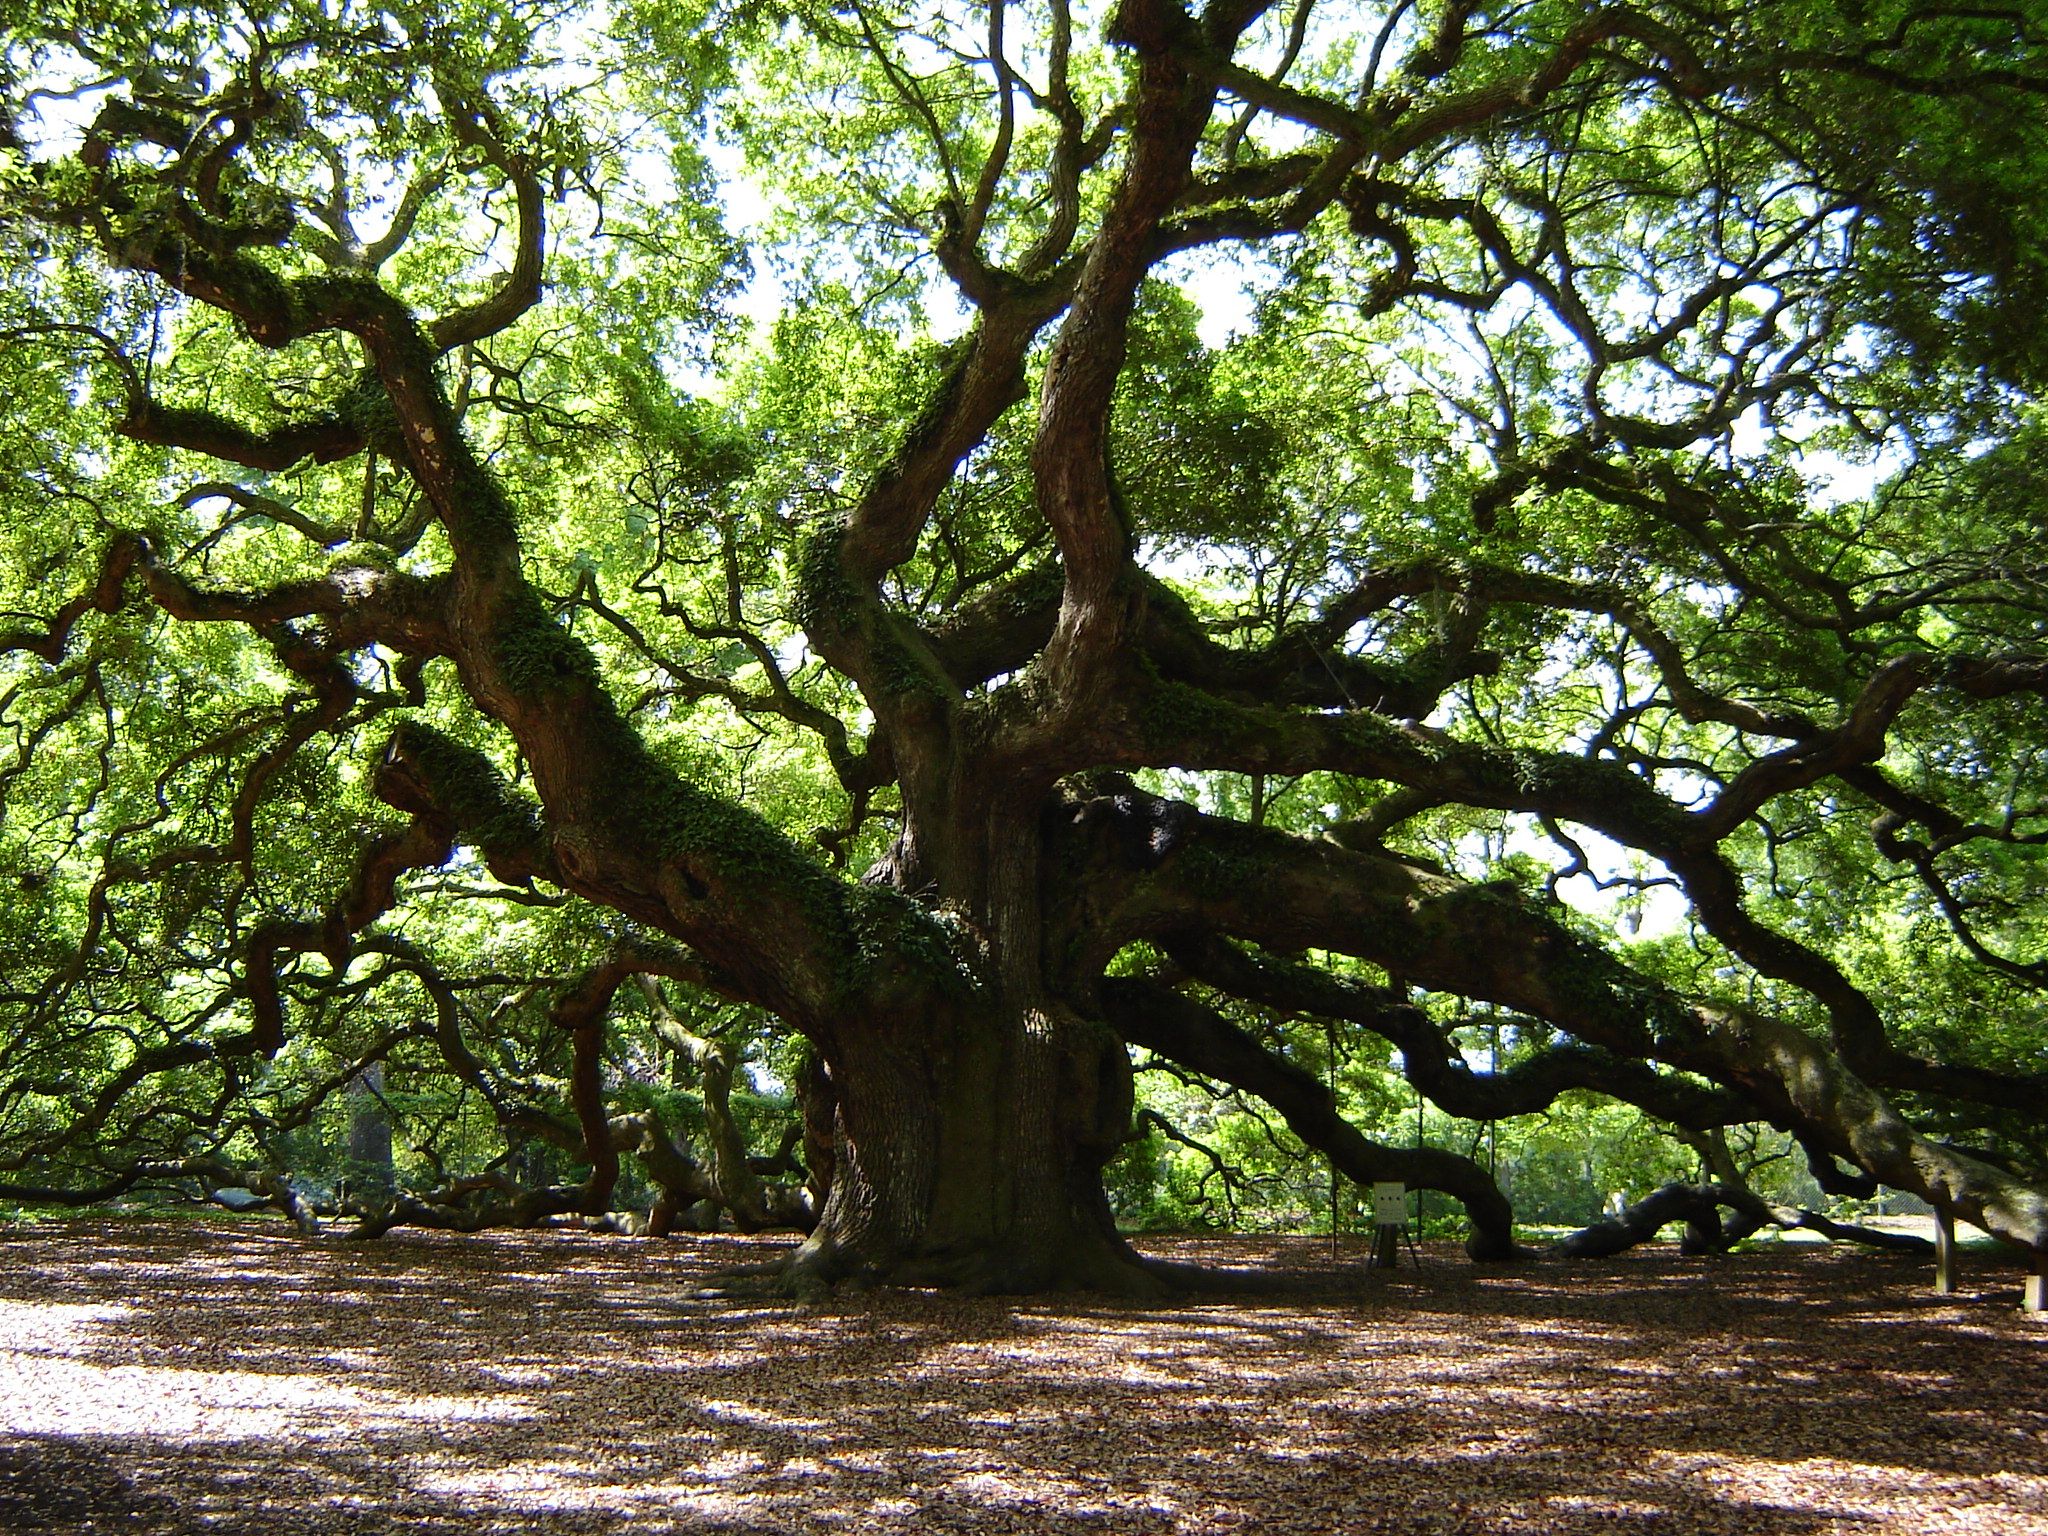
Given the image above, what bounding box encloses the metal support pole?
[1327,1020,1341,1264]
[1486,1015,1499,1178]
[1934,1205,1956,1296]
[1414,1085,1426,1236]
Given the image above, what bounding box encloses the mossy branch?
[375,721,557,888]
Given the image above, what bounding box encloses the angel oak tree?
[3,0,2048,1292]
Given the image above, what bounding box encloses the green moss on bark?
[493,590,598,695]
[386,720,545,856]
[339,375,406,456]
[793,517,857,637]
[1136,674,1284,759]
[568,702,975,1003]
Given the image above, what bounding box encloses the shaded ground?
[0,1221,2042,1534]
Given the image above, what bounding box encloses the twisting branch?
[1028,0,1249,690]
[1055,788,2048,1250]
[241,807,455,1056]
[424,69,548,352]
[1100,976,1523,1258]
[1163,934,1753,1131]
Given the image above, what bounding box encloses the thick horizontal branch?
[1049,784,1704,1064]
[1106,667,1707,857]
[1086,644,2048,1102]
[1099,975,1520,1258]
[926,559,1489,715]
[121,393,366,470]
[129,537,454,660]
[1053,788,2048,1248]
[1166,935,1753,1131]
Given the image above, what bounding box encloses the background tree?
[2,0,2046,1292]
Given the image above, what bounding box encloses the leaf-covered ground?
[0,1221,2042,1534]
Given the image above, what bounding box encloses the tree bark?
[344,1064,395,1199]
[786,995,1161,1293]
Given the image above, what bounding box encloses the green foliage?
[3,0,2047,1259]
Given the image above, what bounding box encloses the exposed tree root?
[1558,1181,1939,1259]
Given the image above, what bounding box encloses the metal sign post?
[1369,1181,1415,1268]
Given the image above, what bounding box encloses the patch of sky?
[1158,245,1267,350]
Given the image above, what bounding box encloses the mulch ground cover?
[0,1220,2042,1534]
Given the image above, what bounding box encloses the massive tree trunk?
[781,775,1164,1290]
[789,997,1155,1292]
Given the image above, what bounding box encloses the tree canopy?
[2,0,2045,1292]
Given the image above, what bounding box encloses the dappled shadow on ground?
[0,1223,2041,1534]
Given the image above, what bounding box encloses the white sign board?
[1371,1182,1407,1225]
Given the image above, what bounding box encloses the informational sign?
[1371,1182,1407,1225]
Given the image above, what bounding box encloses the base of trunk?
[781,1222,1169,1296]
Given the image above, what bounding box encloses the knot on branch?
[1061,773,1200,871]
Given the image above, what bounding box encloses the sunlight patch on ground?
[0,1298,534,1442]
[0,1298,131,1339]
[1649,1451,2048,1531]
[412,1459,779,1520]
[696,1397,832,1433]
